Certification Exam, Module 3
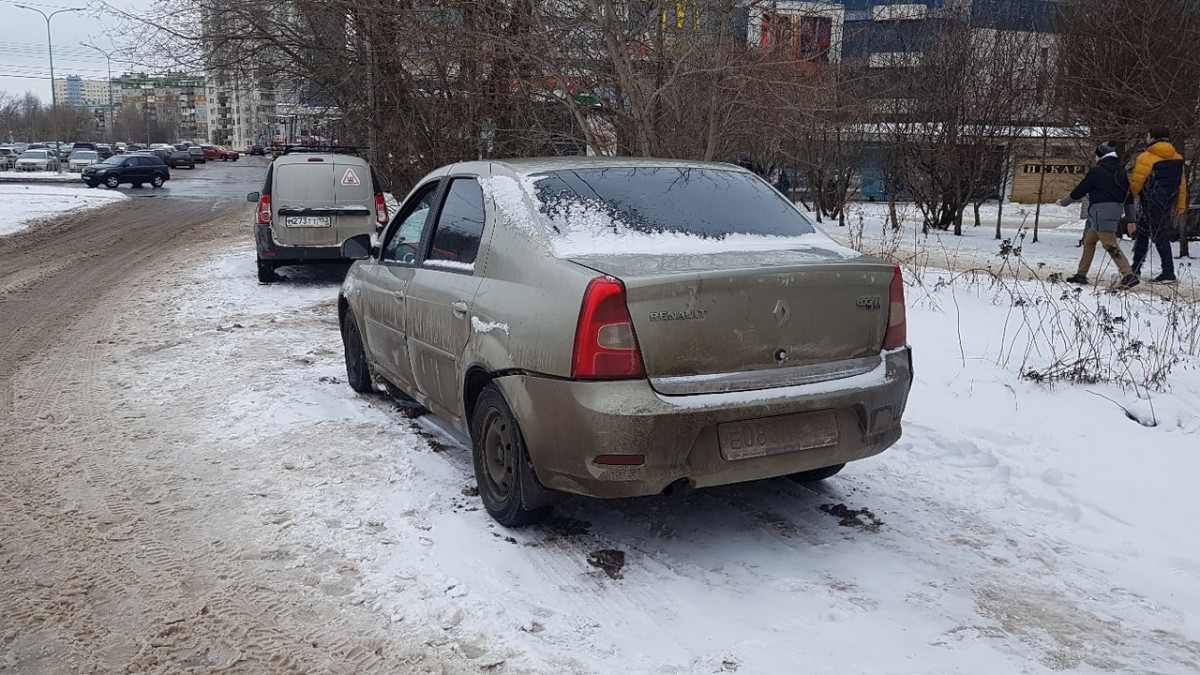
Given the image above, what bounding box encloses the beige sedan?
[339,158,912,526]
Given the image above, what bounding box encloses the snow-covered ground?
[0,183,126,236]
[0,169,84,182]
[82,213,1199,673]
[828,201,1197,289]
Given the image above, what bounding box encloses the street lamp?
[16,4,85,174]
[80,43,117,145]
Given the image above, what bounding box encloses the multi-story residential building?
[204,75,280,150]
[112,73,209,143]
[53,75,116,109]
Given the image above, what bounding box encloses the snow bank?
[0,183,127,237]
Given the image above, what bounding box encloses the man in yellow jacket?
[1129,125,1187,284]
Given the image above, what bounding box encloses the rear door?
[404,176,488,419]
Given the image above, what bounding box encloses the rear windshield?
[532,167,814,242]
[23,150,48,159]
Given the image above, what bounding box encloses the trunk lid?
[569,249,894,392]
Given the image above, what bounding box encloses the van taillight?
[572,276,645,380]
[375,194,388,226]
[882,264,907,350]
[257,194,272,225]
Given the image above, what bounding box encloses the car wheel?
[788,463,845,483]
[256,258,276,283]
[470,384,555,527]
[151,174,165,188]
[104,175,119,189]
[341,309,373,394]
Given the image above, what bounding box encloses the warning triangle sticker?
[340,168,361,186]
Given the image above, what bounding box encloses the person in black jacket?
[1058,143,1139,289]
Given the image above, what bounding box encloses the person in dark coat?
[1058,143,1139,289]
[1129,125,1188,284]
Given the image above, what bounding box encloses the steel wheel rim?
[481,409,515,499]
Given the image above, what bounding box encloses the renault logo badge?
[773,300,791,326]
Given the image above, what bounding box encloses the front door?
[404,177,488,422]
[356,182,442,390]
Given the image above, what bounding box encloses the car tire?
[104,175,119,189]
[788,463,845,483]
[470,384,555,527]
[256,258,276,283]
[341,309,373,394]
[151,174,165,188]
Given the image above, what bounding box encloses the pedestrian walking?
[1058,143,1139,290]
[1129,126,1188,284]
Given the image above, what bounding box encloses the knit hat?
[1094,142,1116,158]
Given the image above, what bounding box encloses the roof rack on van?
[280,145,362,156]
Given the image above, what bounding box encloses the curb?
[0,176,85,185]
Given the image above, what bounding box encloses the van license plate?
[286,216,331,227]
[718,410,839,461]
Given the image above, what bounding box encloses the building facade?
[53,75,115,109]
[112,73,209,143]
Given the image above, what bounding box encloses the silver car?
[68,150,99,171]
[339,158,912,526]
[15,149,59,172]
[247,149,389,282]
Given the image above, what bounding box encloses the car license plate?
[285,216,331,228]
[718,410,839,461]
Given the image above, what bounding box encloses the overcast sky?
[1,0,150,103]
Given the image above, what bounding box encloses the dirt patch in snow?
[819,503,885,533]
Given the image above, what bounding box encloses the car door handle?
[451,301,468,316]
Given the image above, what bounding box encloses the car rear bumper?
[501,347,913,498]
[255,224,349,263]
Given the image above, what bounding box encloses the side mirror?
[246,191,260,203]
[341,234,373,260]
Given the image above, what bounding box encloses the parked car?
[336,158,913,527]
[95,144,114,160]
[81,153,170,188]
[125,143,144,152]
[248,144,266,156]
[15,149,60,172]
[0,146,20,170]
[202,144,238,161]
[166,150,195,169]
[246,147,388,283]
[72,142,97,152]
[188,146,207,163]
[68,149,99,171]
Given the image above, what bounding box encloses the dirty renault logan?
[338,158,912,526]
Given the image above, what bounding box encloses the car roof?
[273,153,369,166]
[478,156,749,178]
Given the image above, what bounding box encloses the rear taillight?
[882,264,907,350]
[572,276,645,380]
[375,194,388,226]
[256,194,272,225]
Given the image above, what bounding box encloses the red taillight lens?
[882,264,907,350]
[256,194,272,225]
[375,194,388,226]
[572,276,646,380]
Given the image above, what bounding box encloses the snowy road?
[1,200,1198,674]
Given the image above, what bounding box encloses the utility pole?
[16,4,84,174]
[81,43,117,145]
